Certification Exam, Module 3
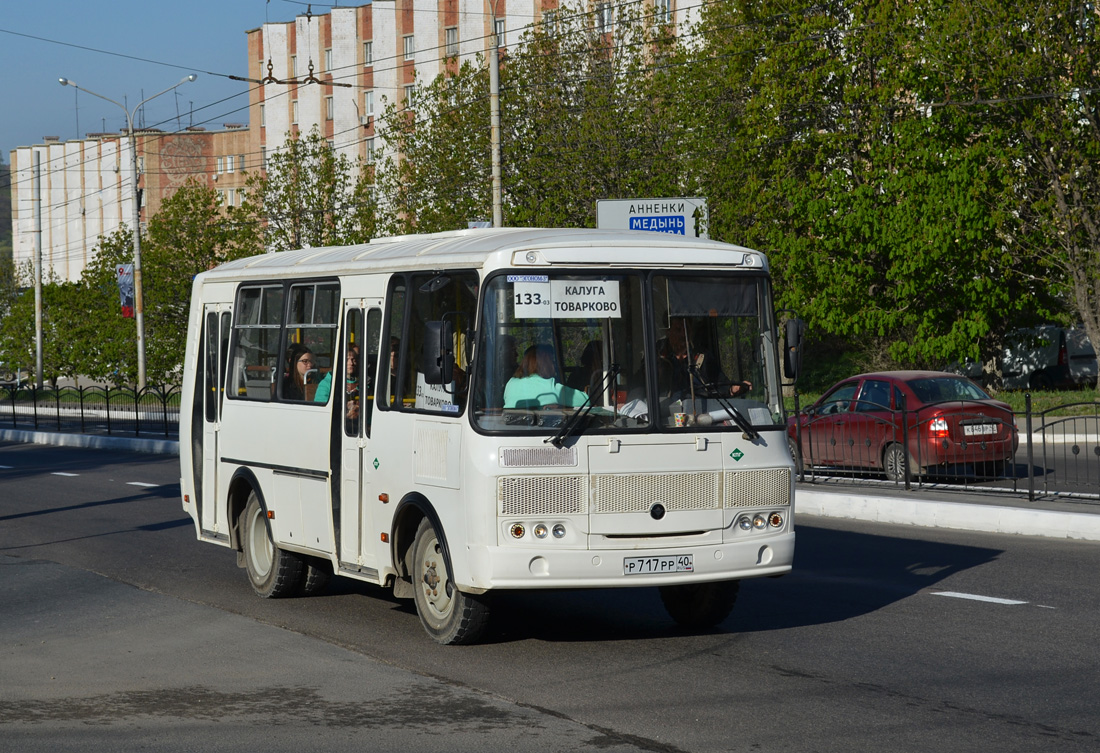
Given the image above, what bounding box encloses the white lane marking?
[52,472,79,477]
[932,591,1028,606]
[127,482,158,488]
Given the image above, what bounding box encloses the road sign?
[596,197,709,239]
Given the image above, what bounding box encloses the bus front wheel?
[659,580,741,629]
[241,491,305,598]
[411,518,490,645]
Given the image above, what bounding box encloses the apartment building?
[8,127,250,282]
[9,0,694,281]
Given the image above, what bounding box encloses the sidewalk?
[5,427,1100,542]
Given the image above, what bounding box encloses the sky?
[0,0,334,160]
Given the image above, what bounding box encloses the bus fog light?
[510,523,526,539]
[534,524,549,539]
[752,514,767,529]
[769,513,784,528]
[552,524,566,539]
[738,516,753,531]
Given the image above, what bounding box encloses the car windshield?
[907,376,991,403]
[471,271,785,434]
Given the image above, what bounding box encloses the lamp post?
[488,0,503,228]
[59,74,197,389]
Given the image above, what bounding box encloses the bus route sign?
[596,197,709,239]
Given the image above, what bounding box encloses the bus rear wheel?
[241,492,305,598]
[659,580,741,629]
[411,518,490,645]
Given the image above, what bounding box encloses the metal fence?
[790,394,1100,502]
[0,385,181,439]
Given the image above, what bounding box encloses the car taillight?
[928,416,949,438]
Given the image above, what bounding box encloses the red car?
[787,371,1019,481]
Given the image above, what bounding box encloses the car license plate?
[623,554,693,575]
[963,423,997,436]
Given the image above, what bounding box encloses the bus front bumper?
[462,531,795,591]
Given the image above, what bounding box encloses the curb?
[0,429,179,456]
[797,488,1100,542]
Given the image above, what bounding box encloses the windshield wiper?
[546,364,621,448]
[688,367,760,441]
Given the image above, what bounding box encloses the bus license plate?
[964,424,997,436]
[624,554,693,575]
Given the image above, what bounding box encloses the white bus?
[179,228,802,644]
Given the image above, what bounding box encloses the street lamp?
[488,0,503,228]
[58,74,197,389]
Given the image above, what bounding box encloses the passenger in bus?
[503,344,588,410]
[314,345,360,419]
[283,344,316,401]
[657,317,752,398]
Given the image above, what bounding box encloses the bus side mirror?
[421,320,454,385]
[784,318,806,381]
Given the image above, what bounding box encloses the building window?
[259,104,266,128]
[292,100,299,124]
[445,26,458,57]
[216,156,224,174]
[365,90,374,116]
[324,48,333,72]
[261,147,267,171]
[239,154,245,172]
[366,138,375,164]
[226,155,235,172]
[404,34,415,60]
[404,85,415,109]
[227,188,235,206]
[596,3,613,32]
[290,55,297,78]
[543,10,556,36]
[326,96,334,120]
[364,40,373,65]
[495,18,506,48]
[655,0,672,24]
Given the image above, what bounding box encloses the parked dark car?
[788,371,1019,481]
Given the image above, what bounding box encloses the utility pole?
[32,151,43,389]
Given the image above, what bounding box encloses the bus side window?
[230,285,284,402]
[364,308,382,435]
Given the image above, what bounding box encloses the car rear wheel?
[883,443,915,482]
[787,436,803,475]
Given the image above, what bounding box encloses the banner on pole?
[116,264,134,318]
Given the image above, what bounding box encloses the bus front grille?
[498,468,791,517]
[592,472,721,513]
[498,475,588,515]
[724,467,791,508]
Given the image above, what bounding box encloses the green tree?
[501,2,686,227]
[243,126,377,251]
[678,0,1043,372]
[141,179,261,380]
[374,61,491,234]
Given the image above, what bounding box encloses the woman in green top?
[503,344,588,409]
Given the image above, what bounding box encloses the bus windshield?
[472,271,784,434]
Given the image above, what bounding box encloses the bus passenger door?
[338,303,383,574]
[200,305,232,536]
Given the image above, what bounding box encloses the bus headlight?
[552,524,566,539]
[510,523,526,539]
[753,514,767,530]
[769,513,784,528]
[534,523,549,539]
[738,516,753,531]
